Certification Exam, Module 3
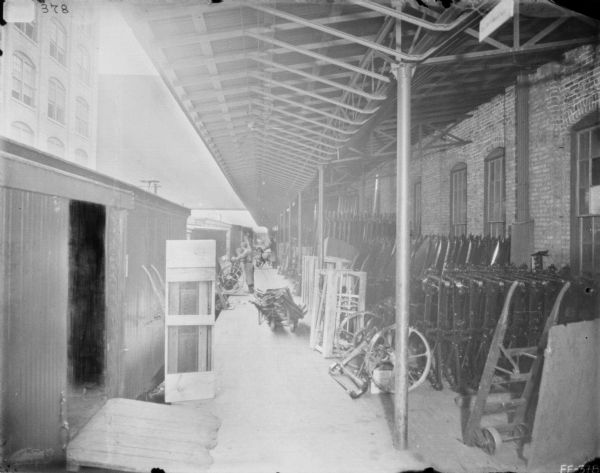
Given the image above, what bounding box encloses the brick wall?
[355,43,600,268]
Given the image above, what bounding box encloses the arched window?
[15,14,37,42]
[10,121,34,145]
[450,163,467,236]
[75,149,89,166]
[484,148,505,237]
[12,52,36,107]
[48,78,66,123]
[49,20,67,65]
[76,46,90,84]
[573,121,600,274]
[47,137,65,158]
[75,97,89,136]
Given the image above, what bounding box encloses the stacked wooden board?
[67,398,220,472]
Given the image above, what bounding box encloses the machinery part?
[328,361,369,399]
[365,325,432,392]
[335,311,384,351]
[480,427,503,455]
[219,260,243,292]
[289,316,299,332]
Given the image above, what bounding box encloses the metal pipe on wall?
[394,10,413,451]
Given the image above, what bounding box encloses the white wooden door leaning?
[165,240,216,402]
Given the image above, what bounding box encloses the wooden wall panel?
[121,201,188,399]
[2,188,69,459]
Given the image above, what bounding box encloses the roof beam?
[349,0,472,32]
[257,157,315,177]
[423,36,599,65]
[246,32,389,83]
[259,152,318,177]
[251,56,386,101]
[251,73,378,115]
[251,88,369,126]
[255,130,337,156]
[172,36,377,69]
[253,103,354,139]
[159,9,383,48]
[258,140,328,164]
[251,4,434,62]
[253,120,339,151]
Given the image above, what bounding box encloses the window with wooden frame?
[49,20,67,65]
[450,163,467,236]
[412,179,422,236]
[48,78,66,123]
[574,124,600,274]
[484,149,505,237]
[12,52,36,107]
[75,97,89,137]
[76,46,90,84]
[15,15,37,42]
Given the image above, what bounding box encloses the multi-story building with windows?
[0,4,99,168]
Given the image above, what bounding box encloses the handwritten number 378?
[41,3,69,13]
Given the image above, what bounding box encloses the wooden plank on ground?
[67,398,220,473]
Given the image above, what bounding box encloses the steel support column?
[288,205,292,251]
[317,165,325,268]
[297,191,302,268]
[394,24,413,453]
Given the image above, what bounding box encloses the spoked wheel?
[220,266,242,292]
[364,325,432,392]
[336,312,383,350]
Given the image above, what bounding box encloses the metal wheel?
[481,427,503,455]
[364,325,432,392]
[336,312,383,350]
[219,264,242,292]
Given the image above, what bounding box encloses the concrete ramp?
[67,398,220,472]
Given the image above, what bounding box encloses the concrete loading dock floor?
[207,292,526,473]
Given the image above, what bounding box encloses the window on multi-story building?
[450,163,467,236]
[484,148,505,238]
[48,78,66,123]
[75,148,89,166]
[47,137,65,158]
[49,20,67,65]
[10,121,34,145]
[76,46,90,84]
[75,97,89,136]
[15,16,37,42]
[412,179,422,236]
[12,52,36,107]
[575,124,600,274]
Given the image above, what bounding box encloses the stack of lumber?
[67,398,220,472]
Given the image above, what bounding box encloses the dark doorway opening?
[68,201,106,388]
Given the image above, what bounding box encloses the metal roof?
[123,0,599,224]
